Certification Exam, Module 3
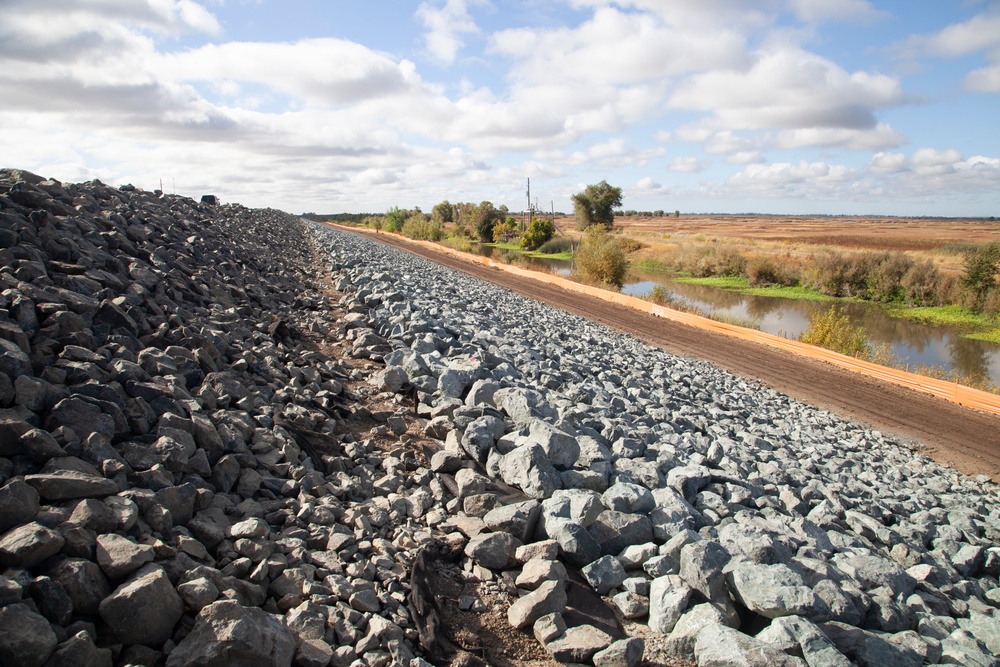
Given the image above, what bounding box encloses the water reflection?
[472,245,1000,384]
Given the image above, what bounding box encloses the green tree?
[384,206,406,233]
[432,200,454,224]
[572,180,623,230]
[573,225,628,288]
[475,201,500,242]
[493,218,519,243]
[521,217,555,251]
[962,242,1000,311]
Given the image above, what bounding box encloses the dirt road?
[351,229,1000,482]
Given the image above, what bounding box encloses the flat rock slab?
[23,471,118,501]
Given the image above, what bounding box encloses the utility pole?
[525,178,531,232]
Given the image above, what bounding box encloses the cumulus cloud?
[668,156,704,173]
[725,160,858,198]
[894,10,1000,93]
[415,0,483,65]
[669,46,905,150]
[489,6,747,87]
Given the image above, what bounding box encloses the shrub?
[865,252,912,303]
[647,285,678,307]
[799,306,871,358]
[521,217,555,251]
[573,226,628,288]
[401,213,443,241]
[962,242,1000,312]
[537,238,574,255]
[900,259,941,306]
[746,257,796,287]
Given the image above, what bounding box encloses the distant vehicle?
[201,195,219,205]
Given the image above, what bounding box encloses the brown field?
[549,214,1000,276]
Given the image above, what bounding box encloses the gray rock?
[546,517,602,568]
[0,522,64,568]
[546,625,614,663]
[464,531,518,570]
[483,500,541,542]
[648,574,693,635]
[0,603,58,667]
[517,558,568,590]
[602,482,655,514]
[611,591,649,619]
[588,510,653,556]
[461,416,500,463]
[582,555,628,596]
[664,602,728,659]
[98,564,183,647]
[524,419,580,470]
[679,539,730,602]
[166,600,295,667]
[593,637,645,667]
[23,470,117,501]
[95,533,155,580]
[497,443,561,499]
[0,480,40,533]
[533,612,566,645]
[667,464,712,500]
[43,630,112,667]
[508,579,567,630]
[729,561,826,620]
[695,623,807,667]
[757,615,852,667]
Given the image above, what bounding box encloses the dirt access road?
[349,228,1000,482]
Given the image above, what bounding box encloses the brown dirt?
[351,228,1000,483]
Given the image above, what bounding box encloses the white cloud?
[703,131,754,154]
[489,6,747,88]
[868,152,907,174]
[669,156,704,173]
[895,10,1000,93]
[786,0,886,24]
[724,160,859,199]
[415,0,483,65]
[669,46,905,149]
[726,151,765,164]
[910,148,964,175]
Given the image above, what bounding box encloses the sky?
[2,1,999,217]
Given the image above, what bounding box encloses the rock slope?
[0,169,997,667]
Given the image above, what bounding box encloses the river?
[477,245,1000,385]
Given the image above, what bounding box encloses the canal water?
[476,245,1000,385]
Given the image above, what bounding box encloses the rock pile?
[318,225,1000,667]
[0,170,448,667]
[1,167,998,667]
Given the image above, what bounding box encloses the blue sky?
[2,1,999,216]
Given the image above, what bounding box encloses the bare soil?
[355,228,1000,483]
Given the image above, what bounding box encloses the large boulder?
[98,564,183,647]
[0,603,58,667]
[166,600,295,667]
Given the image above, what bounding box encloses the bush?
[573,226,628,288]
[900,259,941,306]
[537,238,574,255]
[521,217,555,251]
[962,242,1000,311]
[401,213,443,241]
[799,306,871,358]
[747,257,796,287]
[647,285,678,307]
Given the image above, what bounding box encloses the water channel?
[476,245,1000,385]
